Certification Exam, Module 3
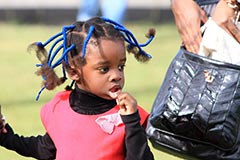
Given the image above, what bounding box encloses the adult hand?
[171,0,208,53]
[226,18,240,42]
[212,0,240,42]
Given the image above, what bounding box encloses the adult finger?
[226,19,240,43]
[183,26,202,53]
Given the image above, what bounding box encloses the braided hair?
[28,17,155,100]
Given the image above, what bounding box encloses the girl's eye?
[99,67,109,73]
[118,64,125,71]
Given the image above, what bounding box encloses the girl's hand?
[171,0,208,53]
[0,105,7,134]
[110,91,138,115]
[116,92,138,115]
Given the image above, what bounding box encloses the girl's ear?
[65,60,82,81]
[67,69,81,81]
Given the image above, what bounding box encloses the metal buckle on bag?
[204,70,214,83]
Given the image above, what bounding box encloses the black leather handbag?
[147,47,240,159]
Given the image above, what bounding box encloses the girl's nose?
[109,69,122,82]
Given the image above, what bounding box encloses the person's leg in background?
[76,0,99,21]
[101,0,127,24]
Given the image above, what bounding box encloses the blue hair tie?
[101,17,154,59]
[36,42,44,47]
[35,24,75,100]
[36,86,46,101]
[82,26,95,58]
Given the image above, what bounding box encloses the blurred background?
[0,0,186,159]
[0,0,172,24]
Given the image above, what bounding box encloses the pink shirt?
[41,91,149,160]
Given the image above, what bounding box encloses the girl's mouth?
[109,86,121,99]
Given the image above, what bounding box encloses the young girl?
[0,17,155,159]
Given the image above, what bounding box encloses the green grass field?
[0,21,185,160]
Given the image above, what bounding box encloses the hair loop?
[30,25,75,100]
[101,17,155,62]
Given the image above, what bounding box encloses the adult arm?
[171,0,208,53]
[0,123,56,160]
[212,0,240,42]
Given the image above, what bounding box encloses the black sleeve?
[0,123,56,160]
[121,110,155,160]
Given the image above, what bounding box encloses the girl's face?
[76,39,126,100]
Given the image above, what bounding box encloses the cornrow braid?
[28,17,155,100]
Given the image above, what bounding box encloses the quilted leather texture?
[149,47,240,150]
